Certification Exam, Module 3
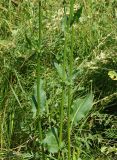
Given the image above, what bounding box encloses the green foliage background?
[0,0,117,159]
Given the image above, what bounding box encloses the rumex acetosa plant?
[31,1,94,160]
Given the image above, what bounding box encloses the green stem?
[58,2,67,159]
[67,1,74,160]
[59,87,64,143]
[37,1,45,159]
[67,86,71,160]
[58,86,64,159]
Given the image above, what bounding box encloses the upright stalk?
[37,1,45,159]
[67,1,74,160]
[58,1,67,158]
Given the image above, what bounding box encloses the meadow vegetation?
[0,0,117,159]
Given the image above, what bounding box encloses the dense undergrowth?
[0,0,117,160]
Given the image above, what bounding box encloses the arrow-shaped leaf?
[32,79,46,118]
[43,127,59,153]
[70,93,94,129]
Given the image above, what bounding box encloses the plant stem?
[37,1,45,159]
[67,1,74,160]
[58,2,67,159]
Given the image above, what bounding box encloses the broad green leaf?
[32,79,46,118]
[43,127,59,153]
[70,93,94,128]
